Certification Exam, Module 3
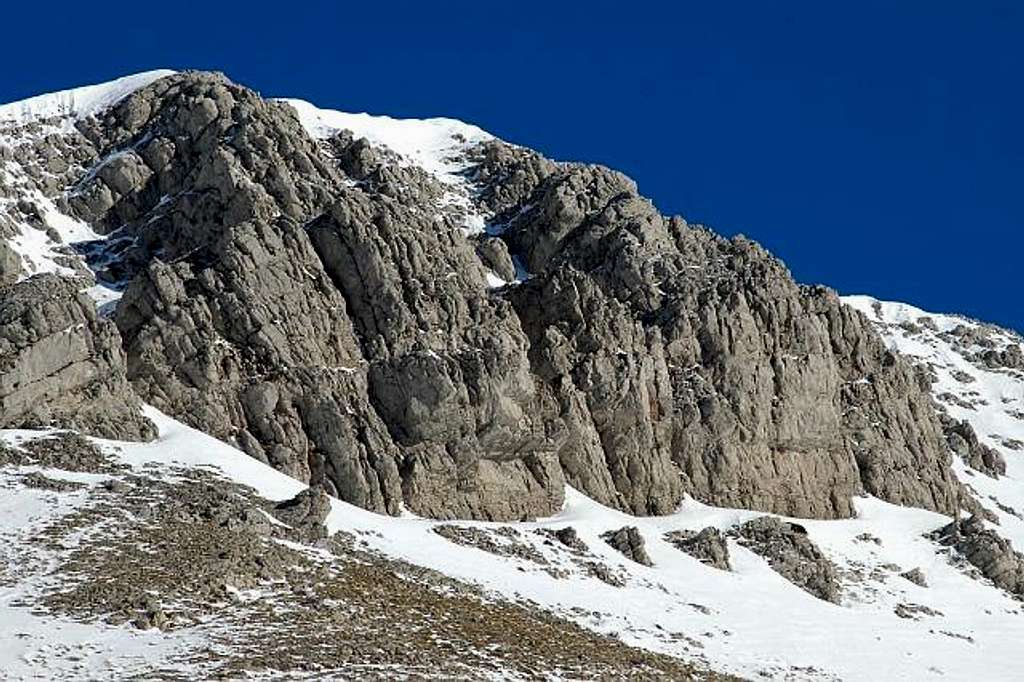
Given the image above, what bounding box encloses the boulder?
[665,527,731,570]
[273,488,332,540]
[731,517,840,603]
[601,526,653,566]
[930,515,1024,596]
[901,567,928,587]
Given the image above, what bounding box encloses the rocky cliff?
[0,274,154,439]
[0,71,976,521]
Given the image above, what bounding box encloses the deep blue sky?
[4,2,1021,329]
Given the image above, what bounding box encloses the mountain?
[1,70,1022,680]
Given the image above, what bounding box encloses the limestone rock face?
[84,73,404,515]
[0,71,968,523]
[0,274,154,440]
[494,145,959,519]
[307,188,564,520]
[63,72,562,520]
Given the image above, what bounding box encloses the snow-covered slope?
[281,98,492,182]
[6,332,1024,682]
[0,70,175,127]
[280,98,495,234]
[844,296,1024,547]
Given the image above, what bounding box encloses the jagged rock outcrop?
[60,72,562,520]
[601,526,653,566]
[0,274,154,439]
[939,413,1006,478]
[549,526,588,552]
[665,527,731,570]
[731,517,840,602]
[58,73,401,514]
[0,70,968,524]
[980,344,1024,370]
[491,142,959,519]
[931,515,1024,596]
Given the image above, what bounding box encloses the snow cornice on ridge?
[0,70,177,124]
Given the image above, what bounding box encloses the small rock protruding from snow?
[731,516,841,603]
[901,567,929,588]
[601,526,653,567]
[665,527,731,571]
[930,515,1024,597]
[551,526,588,552]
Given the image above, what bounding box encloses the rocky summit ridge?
[0,70,985,523]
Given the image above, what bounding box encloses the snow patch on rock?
[0,70,176,126]
[280,98,492,181]
[281,97,494,235]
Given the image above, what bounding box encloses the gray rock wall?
[495,145,958,518]
[0,71,965,522]
[0,274,154,440]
